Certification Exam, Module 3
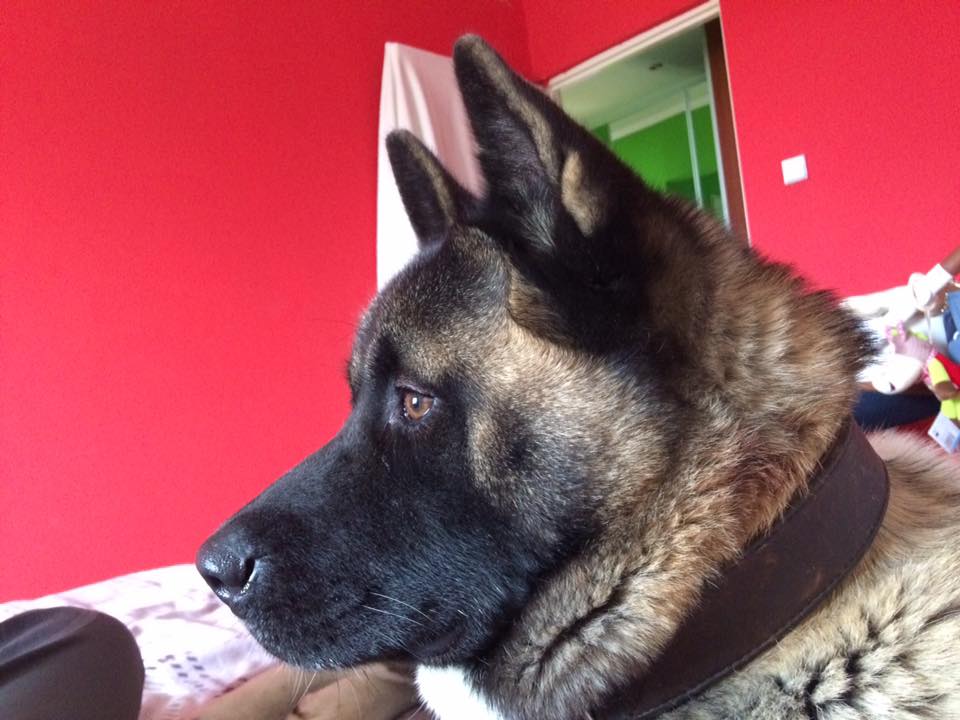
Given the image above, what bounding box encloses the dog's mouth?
[239,597,472,670]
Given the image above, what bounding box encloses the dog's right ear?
[386,130,474,246]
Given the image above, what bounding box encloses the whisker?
[352,665,377,701]
[293,669,318,711]
[369,592,434,622]
[361,604,426,627]
[404,700,428,720]
[365,625,425,663]
[284,665,303,713]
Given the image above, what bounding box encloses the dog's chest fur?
[419,431,960,720]
[417,665,503,720]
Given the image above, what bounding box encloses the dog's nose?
[196,526,258,606]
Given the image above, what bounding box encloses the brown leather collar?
[596,421,890,720]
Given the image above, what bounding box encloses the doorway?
[549,5,747,240]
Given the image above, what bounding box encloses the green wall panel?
[593,103,723,218]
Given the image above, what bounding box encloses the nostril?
[238,555,257,589]
[196,530,260,604]
[204,573,225,594]
[198,549,257,599]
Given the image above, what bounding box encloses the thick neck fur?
[468,211,869,720]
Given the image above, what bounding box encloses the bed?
[0,565,424,720]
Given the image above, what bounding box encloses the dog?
[197,35,960,719]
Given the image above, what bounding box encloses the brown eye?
[402,390,434,421]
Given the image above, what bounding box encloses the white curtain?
[376,42,481,289]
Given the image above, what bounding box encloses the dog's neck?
[595,420,889,719]
[469,422,855,718]
[419,422,888,720]
[439,254,868,719]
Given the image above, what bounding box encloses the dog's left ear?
[386,129,475,246]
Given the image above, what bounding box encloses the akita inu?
[198,35,960,720]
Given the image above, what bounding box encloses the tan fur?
[560,151,608,236]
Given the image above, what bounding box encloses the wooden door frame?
[704,17,747,240]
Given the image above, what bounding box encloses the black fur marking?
[773,675,792,696]
[902,694,946,718]
[895,649,916,672]
[838,649,864,705]
[495,404,536,476]
[801,663,826,720]
[844,649,863,679]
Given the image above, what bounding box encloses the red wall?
[4,1,958,601]
[720,1,960,294]
[0,2,528,601]
[523,0,960,295]
[522,0,703,83]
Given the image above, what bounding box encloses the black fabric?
[599,421,890,720]
[0,607,143,720]
[854,390,938,430]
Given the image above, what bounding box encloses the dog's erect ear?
[386,129,474,245]
[453,36,707,362]
[453,35,630,247]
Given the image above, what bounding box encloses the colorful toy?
[928,353,960,415]
[927,352,960,452]
[865,324,933,394]
[846,245,960,395]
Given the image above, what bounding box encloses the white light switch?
[781,154,808,185]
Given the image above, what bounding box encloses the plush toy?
[865,324,933,394]
[845,246,960,393]
[889,323,934,363]
[843,246,960,329]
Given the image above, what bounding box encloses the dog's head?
[196,36,863,673]
[196,35,686,669]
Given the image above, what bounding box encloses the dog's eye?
[402,390,434,421]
